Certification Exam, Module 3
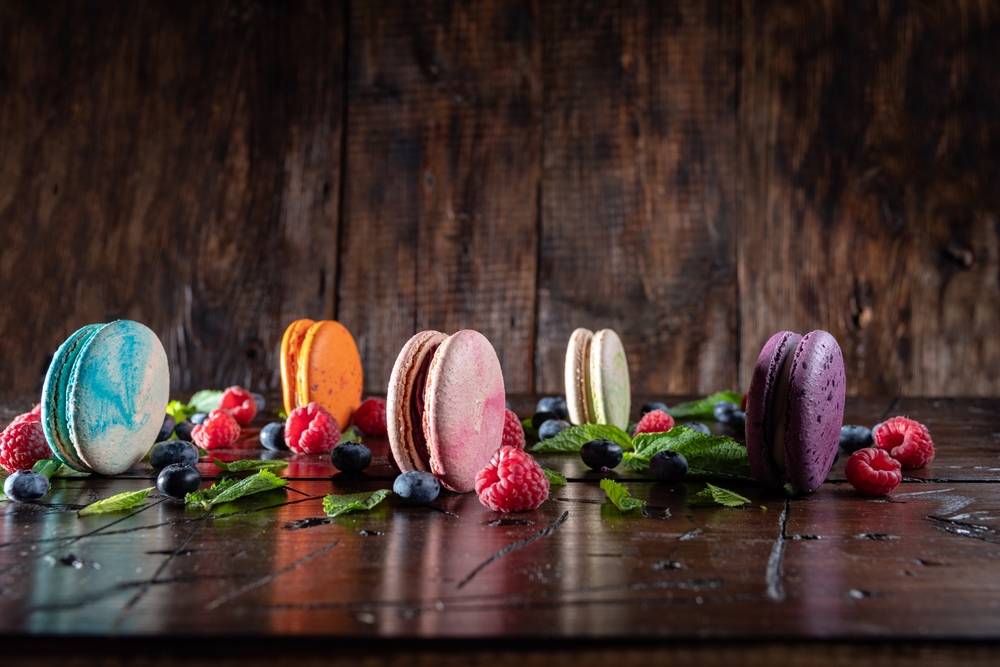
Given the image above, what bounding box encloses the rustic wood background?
[1,0,998,398]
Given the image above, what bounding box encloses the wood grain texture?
[0,0,344,394]
[338,0,542,395]
[536,0,740,396]
[739,0,1000,397]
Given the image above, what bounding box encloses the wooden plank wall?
[0,0,998,398]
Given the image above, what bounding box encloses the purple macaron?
[745,330,846,493]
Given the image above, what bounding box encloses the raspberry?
[874,416,934,470]
[30,403,42,417]
[12,411,41,426]
[192,410,241,450]
[219,386,257,426]
[285,402,340,454]
[475,445,549,512]
[633,409,675,436]
[352,397,387,436]
[0,418,51,473]
[845,448,902,496]
[501,409,526,450]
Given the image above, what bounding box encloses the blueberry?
[505,400,512,410]
[728,409,746,432]
[649,450,689,483]
[3,470,49,502]
[393,470,440,506]
[840,425,874,453]
[538,419,571,441]
[532,411,559,430]
[536,396,569,420]
[682,422,711,435]
[343,425,365,440]
[156,414,176,443]
[872,422,884,439]
[331,442,372,472]
[580,439,623,470]
[641,401,670,416]
[149,440,199,471]
[174,420,195,441]
[156,464,202,499]
[252,392,266,412]
[713,401,739,423]
[260,422,287,451]
[190,412,209,425]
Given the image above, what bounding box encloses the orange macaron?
[280,319,363,431]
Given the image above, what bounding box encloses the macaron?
[745,330,846,493]
[279,319,363,431]
[386,330,506,493]
[41,320,170,475]
[563,328,631,431]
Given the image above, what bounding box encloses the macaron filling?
[409,341,440,468]
[767,339,799,473]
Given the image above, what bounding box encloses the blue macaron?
[41,320,169,475]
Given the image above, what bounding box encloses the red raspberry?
[192,410,241,450]
[218,386,257,426]
[634,409,675,436]
[845,448,902,496]
[30,403,42,417]
[352,397,387,436]
[285,402,340,454]
[874,416,934,470]
[501,409,526,450]
[0,418,51,473]
[475,445,549,512]
[12,411,41,426]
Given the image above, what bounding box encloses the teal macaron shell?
[42,320,170,475]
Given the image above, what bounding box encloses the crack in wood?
[456,511,568,589]
[925,515,1000,544]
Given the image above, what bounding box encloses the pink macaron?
[745,330,846,493]
[387,330,506,493]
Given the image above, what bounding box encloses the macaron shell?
[296,320,363,431]
[745,331,801,490]
[782,330,846,493]
[589,329,631,431]
[41,324,104,471]
[67,320,169,475]
[280,318,315,416]
[564,328,593,426]
[387,330,448,473]
[423,330,506,493]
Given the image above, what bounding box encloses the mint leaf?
[668,391,742,420]
[32,458,62,479]
[188,390,224,414]
[688,483,751,508]
[53,466,90,477]
[274,407,288,419]
[531,423,632,453]
[213,458,288,474]
[78,487,154,516]
[599,478,644,512]
[185,470,286,510]
[338,428,363,445]
[624,426,753,481]
[521,417,539,442]
[323,489,392,518]
[542,469,567,486]
[166,399,196,424]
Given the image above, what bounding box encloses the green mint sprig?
[167,390,225,425]
[322,489,392,518]
[542,469,567,486]
[688,483,751,508]
[213,458,288,474]
[531,423,632,454]
[667,390,742,420]
[622,426,753,481]
[78,487,155,516]
[185,469,286,510]
[600,478,644,512]
[32,458,63,478]
[338,428,363,445]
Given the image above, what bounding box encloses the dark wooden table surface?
[2,394,1000,666]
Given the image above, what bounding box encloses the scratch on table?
[204,540,341,610]
[925,515,1000,544]
[456,511,568,589]
[765,499,789,602]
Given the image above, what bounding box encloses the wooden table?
[2,395,1000,666]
